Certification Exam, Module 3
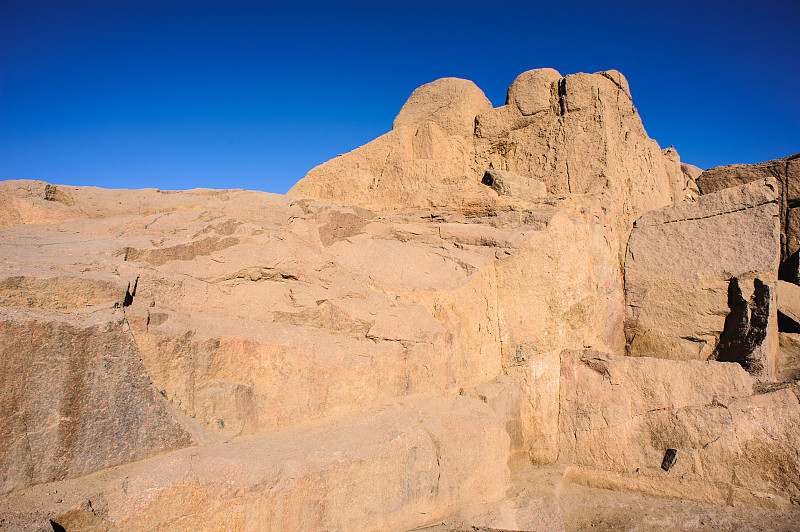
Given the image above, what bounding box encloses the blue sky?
[1,0,798,193]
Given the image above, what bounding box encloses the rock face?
[290,69,686,262]
[624,178,781,377]
[696,152,800,279]
[3,395,510,532]
[474,69,684,258]
[1,69,798,529]
[0,307,194,495]
[559,350,800,508]
[481,168,546,201]
[289,77,496,214]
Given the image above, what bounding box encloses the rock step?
[2,394,511,532]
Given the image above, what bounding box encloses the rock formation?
[1,71,799,531]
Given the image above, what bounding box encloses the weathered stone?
[505,68,562,116]
[3,395,510,532]
[2,71,798,527]
[559,350,800,507]
[778,333,800,382]
[481,168,546,201]
[624,178,781,377]
[475,69,684,262]
[460,376,525,469]
[288,78,494,213]
[0,308,194,495]
[776,279,800,326]
[393,77,493,138]
[696,152,800,265]
[696,153,799,196]
[290,69,686,266]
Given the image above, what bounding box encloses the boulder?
[559,350,800,507]
[696,152,800,271]
[505,67,562,116]
[288,78,494,213]
[624,178,781,377]
[290,69,686,263]
[393,77,494,138]
[777,279,800,326]
[778,333,800,382]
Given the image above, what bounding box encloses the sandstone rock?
[288,78,494,213]
[460,375,525,469]
[290,69,685,264]
[0,182,525,459]
[393,77,493,138]
[481,168,546,201]
[475,69,684,260]
[0,308,193,495]
[776,279,800,325]
[624,178,781,377]
[3,395,510,532]
[696,152,800,266]
[559,350,800,507]
[505,68,562,116]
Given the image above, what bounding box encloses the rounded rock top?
[506,68,562,116]
[393,77,492,137]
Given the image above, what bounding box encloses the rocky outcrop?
[624,178,781,377]
[1,70,798,529]
[289,78,496,214]
[696,152,800,280]
[290,69,687,262]
[3,395,510,532]
[559,350,800,508]
[0,308,194,495]
[475,69,684,258]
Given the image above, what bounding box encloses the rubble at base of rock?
[1,69,798,532]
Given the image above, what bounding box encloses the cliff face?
[1,71,799,531]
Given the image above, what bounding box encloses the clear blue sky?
[2,0,798,193]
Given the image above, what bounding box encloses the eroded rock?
[558,350,800,507]
[624,178,780,377]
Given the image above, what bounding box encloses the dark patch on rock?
[711,278,770,374]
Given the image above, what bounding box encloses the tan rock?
[624,178,781,377]
[480,168,546,201]
[3,395,510,532]
[0,308,193,495]
[778,333,800,382]
[776,279,800,325]
[474,69,682,261]
[393,77,493,137]
[696,152,800,266]
[291,69,684,265]
[558,350,800,506]
[505,68,562,116]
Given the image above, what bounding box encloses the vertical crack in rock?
[711,277,770,374]
[557,78,567,116]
